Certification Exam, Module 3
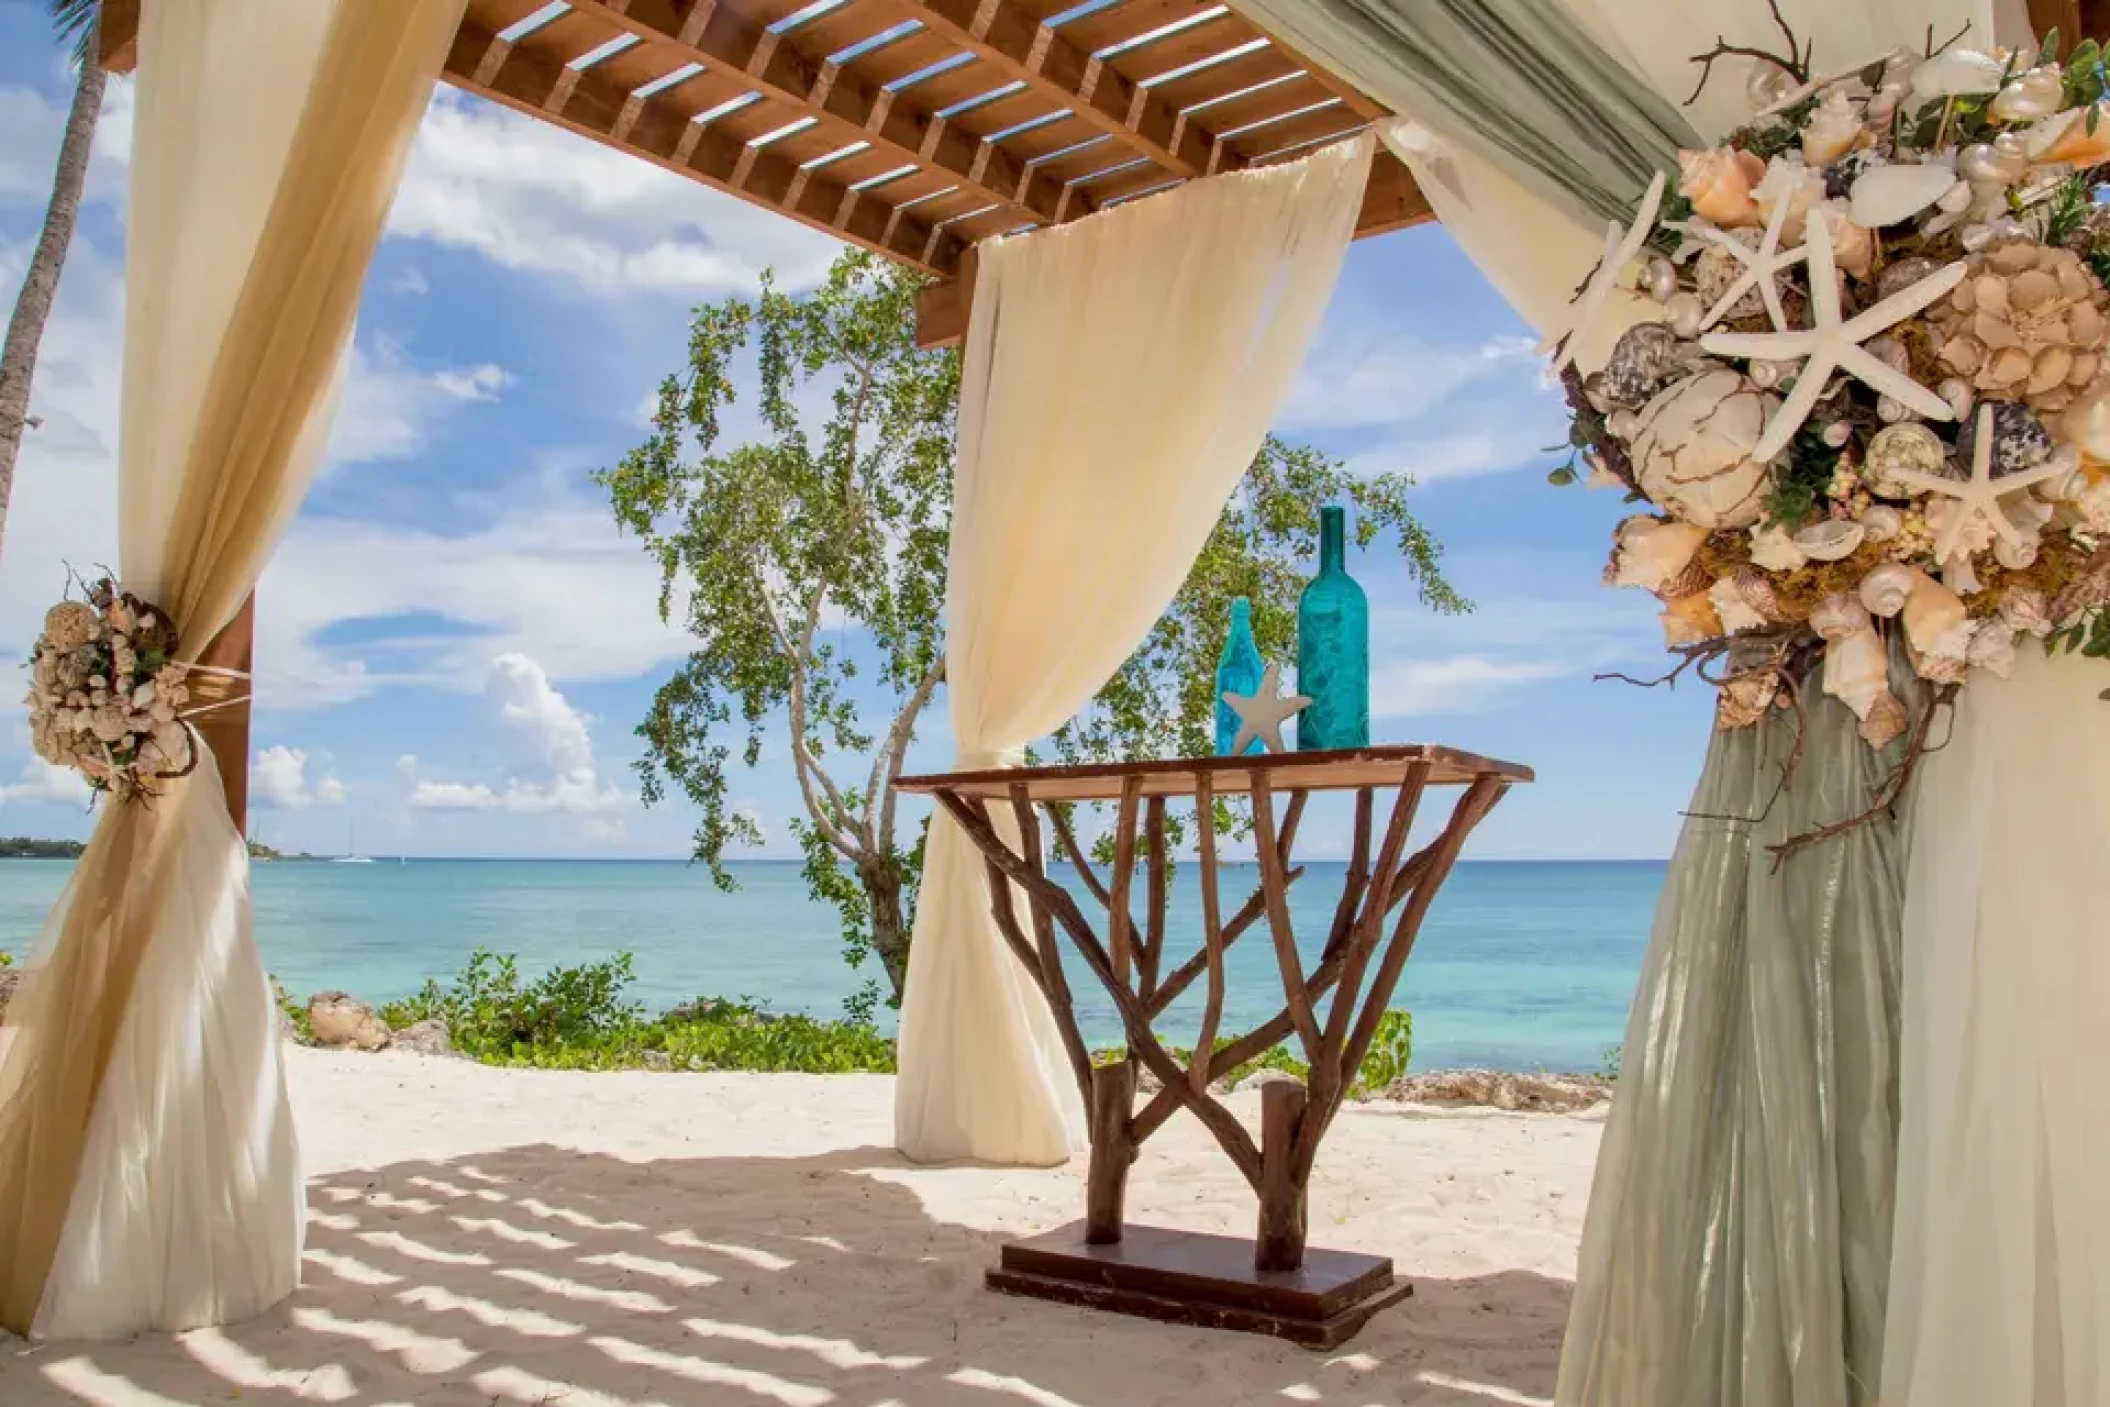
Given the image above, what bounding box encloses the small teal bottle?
[1296,504,1369,751]
[1214,597,1266,756]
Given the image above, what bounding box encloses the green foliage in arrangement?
[379,948,896,1074]
[269,975,313,1044]
[1091,1007,1413,1099]
[602,248,1463,1016]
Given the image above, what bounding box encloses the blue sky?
[0,13,1712,860]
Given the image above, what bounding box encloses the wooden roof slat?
[1185,72,1328,135]
[567,0,1079,229]
[1148,46,1300,113]
[894,0,1220,178]
[1057,0,1233,66]
[446,17,963,272]
[1223,99,1353,160]
[849,28,967,87]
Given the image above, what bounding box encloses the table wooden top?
[894,745,1533,803]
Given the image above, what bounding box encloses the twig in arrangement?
[1766,686,1953,870]
[1925,21,1971,59]
[1686,0,1811,105]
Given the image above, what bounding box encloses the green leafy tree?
[602,250,1462,1016]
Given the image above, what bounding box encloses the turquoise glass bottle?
[1214,597,1266,756]
[1296,505,1369,752]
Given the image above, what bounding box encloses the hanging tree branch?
[1686,0,1812,105]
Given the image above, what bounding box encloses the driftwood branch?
[1766,686,1954,870]
[1686,0,1811,105]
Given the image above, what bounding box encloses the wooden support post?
[1085,1058,1137,1244]
[191,594,256,836]
[1256,1076,1309,1274]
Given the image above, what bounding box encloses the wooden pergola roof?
[100,0,1428,344]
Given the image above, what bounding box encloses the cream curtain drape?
[893,134,1376,1165]
[0,0,464,1339]
[1884,651,2110,1405]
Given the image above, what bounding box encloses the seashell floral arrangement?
[24,575,197,803]
[1549,19,2110,749]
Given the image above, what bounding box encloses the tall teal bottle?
[1214,597,1266,756]
[1296,505,1369,751]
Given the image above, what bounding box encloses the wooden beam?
[572,0,1079,228]
[912,147,1431,348]
[447,19,964,273]
[896,0,1222,179]
[96,0,139,73]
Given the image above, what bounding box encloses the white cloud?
[389,266,430,296]
[252,745,343,810]
[1281,327,1567,483]
[431,363,512,402]
[408,654,626,818]
[395,754,420,780]
[1370,655,1564,719]
[385,90,844,295]
[330,339,516,465]
[0,760,91,807]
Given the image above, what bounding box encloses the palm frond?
[52,0,100,67]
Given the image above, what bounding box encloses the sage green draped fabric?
[1230,0,1699,226]
[1555,652,1925,1407]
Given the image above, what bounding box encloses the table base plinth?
[986,1222,1413,1349]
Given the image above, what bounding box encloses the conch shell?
[2027,103,2110,167]
[1901,571,1974,681]
[1989,66,2065,123]
[1709,569,1782,634]
[1606,514,1709,596]
[1748,521,1809,572]
[1859,562,1924,618]
[1801,89,1865,169]
[1820,202,1875,277]
[1661,591,1723,648]
[1810,593,1904,744]
[1755,157,1826,243]
[1679,147,1765,229]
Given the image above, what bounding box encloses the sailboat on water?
[333,820,374,865]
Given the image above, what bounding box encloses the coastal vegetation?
[603,249,1462,1020]
[295,946,1419,1091]
[0,836,85,858]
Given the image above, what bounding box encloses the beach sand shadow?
[2,1143,1572,1406]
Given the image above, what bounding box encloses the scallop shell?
[1849,162,1958,229]
[1910,49,2007,100]
[1794,519,1867,561]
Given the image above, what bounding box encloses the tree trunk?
[0,52,106,566]
[861,859,911,1002]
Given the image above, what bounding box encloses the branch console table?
[894,745,1532,1347]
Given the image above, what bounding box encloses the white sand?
[2,1048,1602,1406]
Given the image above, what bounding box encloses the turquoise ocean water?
[0,858,1661,1072]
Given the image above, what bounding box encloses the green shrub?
[1600,1044,1624,1081]
[378,949,894,1073]
[269,974,314,1044]
[1091,1007,1411,1097]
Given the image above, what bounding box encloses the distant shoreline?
[0,851,1675,865]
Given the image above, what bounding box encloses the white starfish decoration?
[1539,170,1668,374]
[1702,206,1966,463]
[1669,185,1807,333]
[1222,662,1311,756]
[1885,404,2075,565]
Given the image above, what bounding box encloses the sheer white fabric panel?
[894,135,1375,1165]
[1885,649,2110,1406]
[23,0,462,1338]
[37,758,298,1338]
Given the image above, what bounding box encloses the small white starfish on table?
[1703,206,1966,463]
[1667,185,1807,333]
[1539,170,1668,374]
[1222,662,1311,756]
[1884,404,2075,565]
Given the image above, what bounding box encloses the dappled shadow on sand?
[2,1144,1571,1406]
